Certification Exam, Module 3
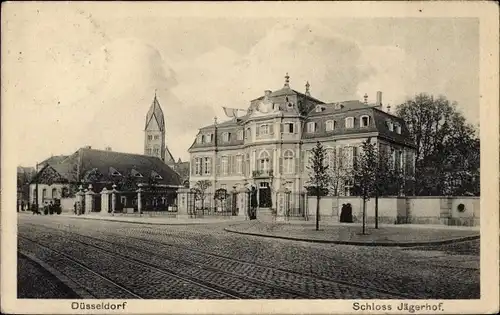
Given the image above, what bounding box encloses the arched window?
[325,120,335,131]
[360,115,370,127]
[283,150,294,174]
[258,151,270,172]
[395,124,401,134]
[245,128,251,139]
[42,188,47,202]
[51,188,58,199]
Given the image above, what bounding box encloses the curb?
[64,215,244,226]
[18,251,95,299]
[224,228,480,247]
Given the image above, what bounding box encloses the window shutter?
[256,126,260,136]
[353,146,358,169]
[232,156,236,174]
[216,157,220,176]
[191,159,196,175]
[270,124,275,135]
[300,151,306,172]
[315,122,318,132]
[280,123,284,133]
[339,147,344,168]
[279,157,283,174]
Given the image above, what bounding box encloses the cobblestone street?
[17,215,480,299]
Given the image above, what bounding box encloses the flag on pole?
[223,107,246,118]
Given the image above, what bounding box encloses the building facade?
[188,74,416,209]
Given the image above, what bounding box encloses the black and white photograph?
[1,2,498,314]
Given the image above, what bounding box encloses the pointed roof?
[164,146,175,164]
[145,93,165,132]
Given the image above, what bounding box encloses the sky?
[2,3,480,167]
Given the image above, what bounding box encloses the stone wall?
[305,195,480,226]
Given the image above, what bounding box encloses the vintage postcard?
[1,1,499,314]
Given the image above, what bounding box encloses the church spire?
[284,72,290,88]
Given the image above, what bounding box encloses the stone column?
[85,184,95,214]
[111,184,117,215]
[176,188,191,219]
[76,186,84,215]
[238,186,250,220]
[136,183,143,215]
[100,187,109,214]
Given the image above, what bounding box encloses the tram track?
[21,222,407,299]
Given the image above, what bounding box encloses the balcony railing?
[252,169,273,178]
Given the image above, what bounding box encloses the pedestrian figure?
[250,186,258,220]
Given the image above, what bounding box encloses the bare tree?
[307,141,331,231]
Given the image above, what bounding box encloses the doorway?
[258,182,272,208]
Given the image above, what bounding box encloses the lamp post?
[35,162,39,212]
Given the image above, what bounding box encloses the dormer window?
[360,115,370,127]
[345,117,354,129]
[222,132,230,142]
[109,167,122,176]
[315,105,326,113]
[395,124,401,134]
[131,169,143,178]
[387,121,394,131]
[284,122,294,133]
[209,133,214,143]
[237,130,244,140]
[200,134,205,143]
[326,120,335,131]
[334,103,344,110]
[307,121,317,133]
[245,127,251,139]
[151,170,163,180]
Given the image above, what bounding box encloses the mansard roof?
[251,86,325,104]
[31,147,181,186]
[145,94,165,132]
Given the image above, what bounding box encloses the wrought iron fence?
[284,192,307,219]
[186,189,238,217]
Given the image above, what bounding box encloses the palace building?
[188,74,416,209]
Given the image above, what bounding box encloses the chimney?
[84,145,92,149]
[363,93,368,104]
[376,91,382,106]
[387,105,391,113]
[264,90,272,99]
[105,147,112,151]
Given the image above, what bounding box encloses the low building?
[188,74,416,211]
[30,147,182,212]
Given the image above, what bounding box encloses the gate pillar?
[76,186,84,215]
[111,184,117,215]
[237,187,250,220]
[176,188,191,219]
[136,183,143,215]
[276,187,289,222]
[100,187,109,214]
[85,184,95,214]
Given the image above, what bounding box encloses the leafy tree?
[307,141,331,231]
[353,139,377,234]
[190,180,212,210]
[396,94,479,195]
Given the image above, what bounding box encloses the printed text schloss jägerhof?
[353,302,444,313]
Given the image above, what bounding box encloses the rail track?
[21,222,407,299]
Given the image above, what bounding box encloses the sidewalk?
[224,221,480,246]
[45,212,245,225]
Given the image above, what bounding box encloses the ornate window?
[222,132,229,142]
[258,151,271,172]
[148,135,153,140]
[345,117,354,129]
[203,157,211,175]
[221,156,228,175]
[195,158,202,175]
[200,134,205,143]
[237,130,244,140]
[360,115,370,127]
[283,150,294,174]
[284,122,294,133]
[259,124,269,135]
[236,155,243,174]
[325,120,335,131]
[245,127,251,139]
